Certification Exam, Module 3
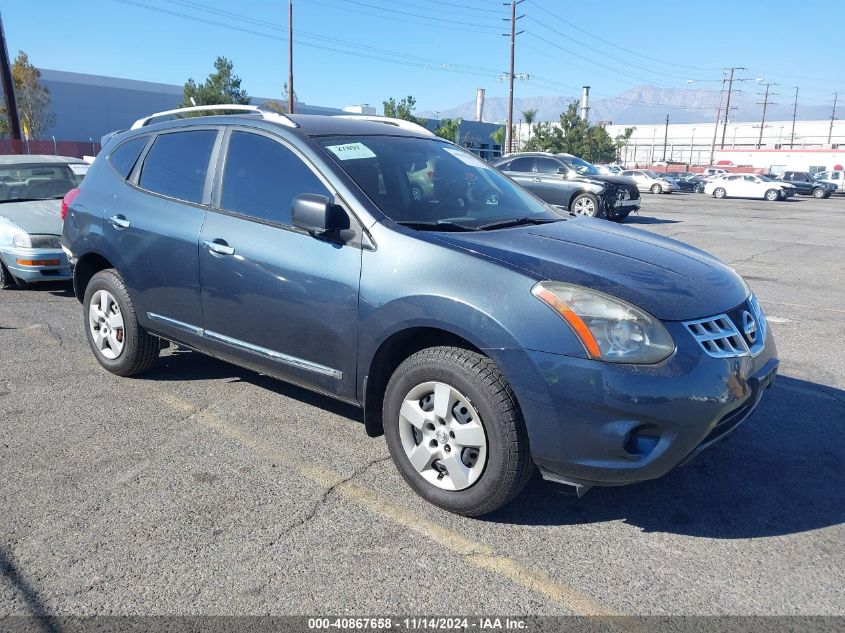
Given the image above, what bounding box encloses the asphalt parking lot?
[1,192,843,617]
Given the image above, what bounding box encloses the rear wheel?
[650,183,663,194]
[570,192,602,218]
[713,187,727,199]
[764,188,780,201]
[83,269,160,376]
[383,346,534,516]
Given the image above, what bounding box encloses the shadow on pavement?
[0,548,60,632]
[486,375,845,538]
[145,347,363,422]
[624,216,680,225]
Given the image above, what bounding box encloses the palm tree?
[522,109,538,145]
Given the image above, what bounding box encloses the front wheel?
[83,269,160,376]
[764,188,780,201]
[650,183,663,194]
[570,192,602,218]
[812,187,828,199]
[0,260,19,290]
[383,347,534,516]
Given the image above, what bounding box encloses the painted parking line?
[155,391,620,616]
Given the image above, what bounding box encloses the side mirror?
[291,194,350,236]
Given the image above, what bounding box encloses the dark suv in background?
[492,152,640,221]
[62,106,778,516]
[775,171,835,198]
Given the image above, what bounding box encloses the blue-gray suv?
[62,106,779,516]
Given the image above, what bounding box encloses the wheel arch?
[73,251,114,303]
[362,325,485,438]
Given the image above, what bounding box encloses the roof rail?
[332,114,435,137]
[129,104,298,130]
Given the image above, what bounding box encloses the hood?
[434,218,748,321]
[578,173,637,189]
[0,199,62,235]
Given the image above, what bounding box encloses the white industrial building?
[604,120,845,171]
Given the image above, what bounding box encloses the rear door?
[499,156,538,191]
[104,127,220,345]
[198,127,362,399]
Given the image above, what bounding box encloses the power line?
[306,0,503,32]
[527,0,720,73]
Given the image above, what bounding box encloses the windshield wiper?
[394,220,477,232]
[477,217,562,231]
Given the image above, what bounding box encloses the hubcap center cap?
[435,429,449,445]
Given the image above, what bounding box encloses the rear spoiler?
[100,129,126,148]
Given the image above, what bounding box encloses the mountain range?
[420,85,833,125]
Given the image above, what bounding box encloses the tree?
[522,101,624,163]
[382,95,426,126]
[490,126,505,146]
[180,56,250,108]
[434,117,461,142]
[522,108,537,143]
[0,51,54,138]
[263,82,297,114]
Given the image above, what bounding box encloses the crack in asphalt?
[730,243,789,266]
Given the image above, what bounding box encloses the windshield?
[0,163,83,202]
[559,155,601,176]
[318,135,566,230]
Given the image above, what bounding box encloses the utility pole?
[790,86,799,149]
[829,92,838,145]
[288,0,294,114]
[720,67,747,149]
[756,82,778,149]
[503,0,524,154]
[709,69,727,166]
[0,12,22,141]
[662,114,669,161]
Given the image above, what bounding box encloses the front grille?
[684,315,747,358]
[684,294,768,359]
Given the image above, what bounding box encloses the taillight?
[61,187,81,221]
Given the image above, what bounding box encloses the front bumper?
[498,321,778,488]
[0,246,72,283]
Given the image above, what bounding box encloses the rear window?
[139,130,217,203]
[108,135,148,179]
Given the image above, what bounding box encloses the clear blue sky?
[4,0,843,114]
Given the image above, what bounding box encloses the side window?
[139,130,217,203]
[832,172,842,180]
[620,171,633,177]
[220,131,330,225]
[743,175,756,182]
[506,157,535,172]
[535,157,562,174]
[495,160,511,171]
[108,135,148,179]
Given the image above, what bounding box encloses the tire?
[383,346,534,517]
[812,187,828,199]
[0,260,17,290]
[83,268,160,376]
[713,187,727,199]
[570,192,603,218]
[650,183,663,194]
[764,188,780,201]
[694,183,705,193]
[611,209,631,222]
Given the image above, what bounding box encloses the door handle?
[532,177,542,183]
[109,214,130,229]
[203,239,235,256]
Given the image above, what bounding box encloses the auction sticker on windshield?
[326,142,376,160]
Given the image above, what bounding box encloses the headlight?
[29,235,62,249]
[12,233,31,248]
[532,281,675,363]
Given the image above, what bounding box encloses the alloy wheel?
[398,381,488,491]
[572,196,596,216]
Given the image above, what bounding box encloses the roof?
[288,114,434,138]
[0,155,86,166]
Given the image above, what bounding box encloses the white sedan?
[704,174,792,201]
